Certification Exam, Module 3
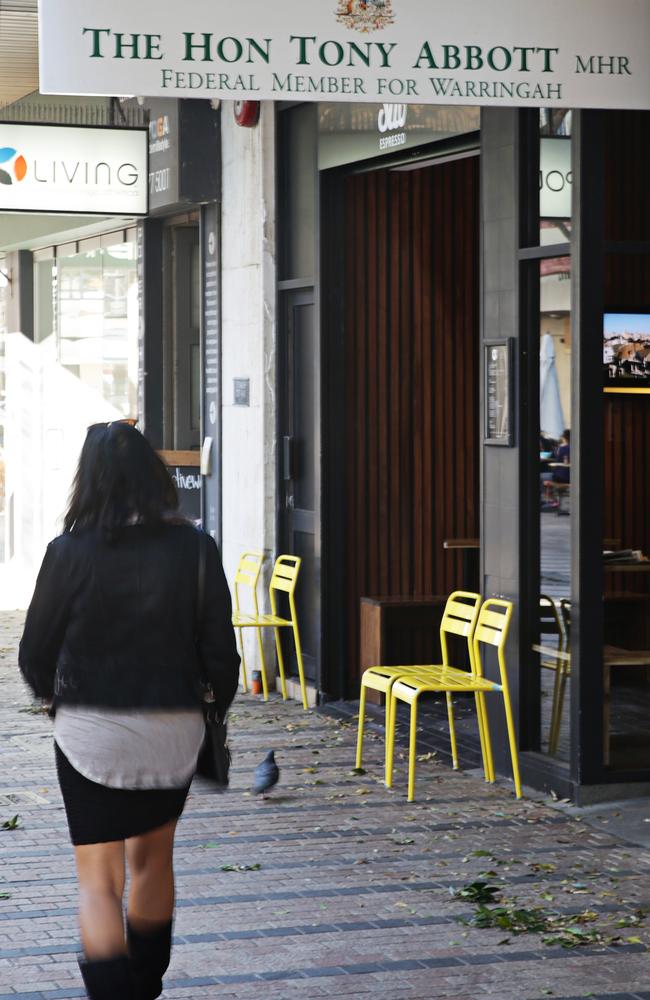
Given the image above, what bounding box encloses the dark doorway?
[278,288,320,685]
[326,154,481,696]
[164,225,201,451]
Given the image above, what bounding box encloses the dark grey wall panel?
[480,109,522,774]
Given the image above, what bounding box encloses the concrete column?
[220,101,277,679]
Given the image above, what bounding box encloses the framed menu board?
[484,339,513,446]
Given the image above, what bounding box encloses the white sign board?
[38,0,650,109]
[0,123,148,215]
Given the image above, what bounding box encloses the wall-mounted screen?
[603,312,650,392]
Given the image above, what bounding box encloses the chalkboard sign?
[485,340,513,446]
[170,465,201,522]
[158,451,202,523]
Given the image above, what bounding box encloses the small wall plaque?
[233,378,250,407]
[484,339,514,446]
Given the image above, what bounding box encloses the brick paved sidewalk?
[0,610,649,1000]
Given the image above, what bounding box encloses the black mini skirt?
[55,743,191,846]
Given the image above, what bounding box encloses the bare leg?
[126,820,178,931]
[73,840,126,959]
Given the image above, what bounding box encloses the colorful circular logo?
[0,147,27,185]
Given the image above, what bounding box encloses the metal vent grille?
[0,101,148,127]
[0,9,38,105]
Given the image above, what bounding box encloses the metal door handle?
[283,436,294,481]
[287,494,295,510]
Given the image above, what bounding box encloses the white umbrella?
[540,332,565,441]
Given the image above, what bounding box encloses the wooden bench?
[603,645,650,765]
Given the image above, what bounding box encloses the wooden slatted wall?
[343,157,480,684]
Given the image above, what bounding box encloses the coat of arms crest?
[336,0,395,33]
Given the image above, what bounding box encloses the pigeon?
[253,750,279,796]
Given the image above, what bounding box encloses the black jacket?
[19,523,240,719]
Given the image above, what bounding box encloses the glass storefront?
[34,231,139,419]
[539,109,572,245]
[538,255,572,761]
[523,112,574,766]
[0,266,7,560]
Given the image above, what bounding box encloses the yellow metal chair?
[231,551,266,695]
[232,555,308,710]
[387,599,522,802]
[355,592,483,781]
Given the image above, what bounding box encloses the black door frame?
[488,108,650,799]
[277,284,320,685]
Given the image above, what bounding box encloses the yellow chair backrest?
[440,591,482,672]
[539,594,565,648]
[474,598,513,652]
[234,551,265,612]
[270,554,301,596]
[560,599,572,646]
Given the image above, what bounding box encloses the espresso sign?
[38,0,650,110]
[0,123,147,215]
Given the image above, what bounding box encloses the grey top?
[54,705,205,790]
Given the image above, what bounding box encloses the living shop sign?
[38,0,650,110]
[0,123,147,215]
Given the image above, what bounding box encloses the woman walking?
[19,422,240,999]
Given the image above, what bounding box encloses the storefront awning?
[0,1,39,107]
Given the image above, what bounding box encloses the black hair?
[562,428,571,443]
[64,422,179,539]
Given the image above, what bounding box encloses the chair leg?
[255,629,269,701]
[550,667,569,756]
[474,691,491,783]
[292,622,309,711]
[386,692,397,789]
[476,692,495,783]
[274,627,288,700]
[384,686,394,781]
[446,693,459,770]
[407,698,419,802]
[548,666,562,754]
[501,689,522,799]
[238,628,248,694]
[356,683,367,770]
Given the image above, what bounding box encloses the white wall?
[220,102,278,680]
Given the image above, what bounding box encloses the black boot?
[127,920,173,1000]
[78,954,134,999]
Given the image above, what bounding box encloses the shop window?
[538,109,572,246]
[279,104,316,283]
[34,257,56,346]
[0,264,9,339]
[190,244,201,432]
[57,238,138,419]
[537,256,572,762]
